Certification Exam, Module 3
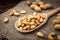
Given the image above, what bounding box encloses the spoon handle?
[47,7,60,17]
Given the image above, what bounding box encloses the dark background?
[0,0,60,40]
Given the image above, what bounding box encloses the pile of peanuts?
[17,12,45,30]
[26,0,53,12]
[52,13,60,30]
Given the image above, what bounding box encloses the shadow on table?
[0,0,24,13]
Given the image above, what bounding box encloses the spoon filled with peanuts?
[15,7,60,33]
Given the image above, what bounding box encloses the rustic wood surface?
[0,0,60,40]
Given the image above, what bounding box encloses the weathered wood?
[0,0,60,40]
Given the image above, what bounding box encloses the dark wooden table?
[0,0,60,40]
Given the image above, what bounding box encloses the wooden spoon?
[15,7,60,33]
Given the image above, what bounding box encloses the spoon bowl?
[15,13,48,33]
[15,7,60,33]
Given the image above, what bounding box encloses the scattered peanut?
[36,0,41,2]
[45,3,53,9]
[52,19,60,25]
[36,32,44,38]
[30,5,36,9]
[57,13,60,16]
[32,2,38,5]
[26,1,32,6]
[9,10,20,16]
[3,17,9,23]
[57,35,60,40]
[40,4,47,10]
[13,10,20,16]
[34,6,41,12]
[9,10,14,16]
[56,16,60,19]
[38,2,44,5]
[20,10,26,14]
[48,32,56,40]
[54,24,60,30]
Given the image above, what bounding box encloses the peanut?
[57,35,60,40]
[40,4,47,10]
[56,16,60,19]
[20,10,26,14]
[45,3,53,9]
[34,6,41,12]
[31,25,36,29]
[13,10,20,16]
[48,32,56,40]
[36,32,44,38]
[38,2,44,5]
[57,13,60,16]
[39,18,44,22]
[19,27,23,30]
[30,5,36,9]
[54,24,60,30]
[52,19,60,25]
[26,1,32,6]
[36,0,41,2]
[9,10,14,16]
[32,2,38,5]
[3,17,9,23]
